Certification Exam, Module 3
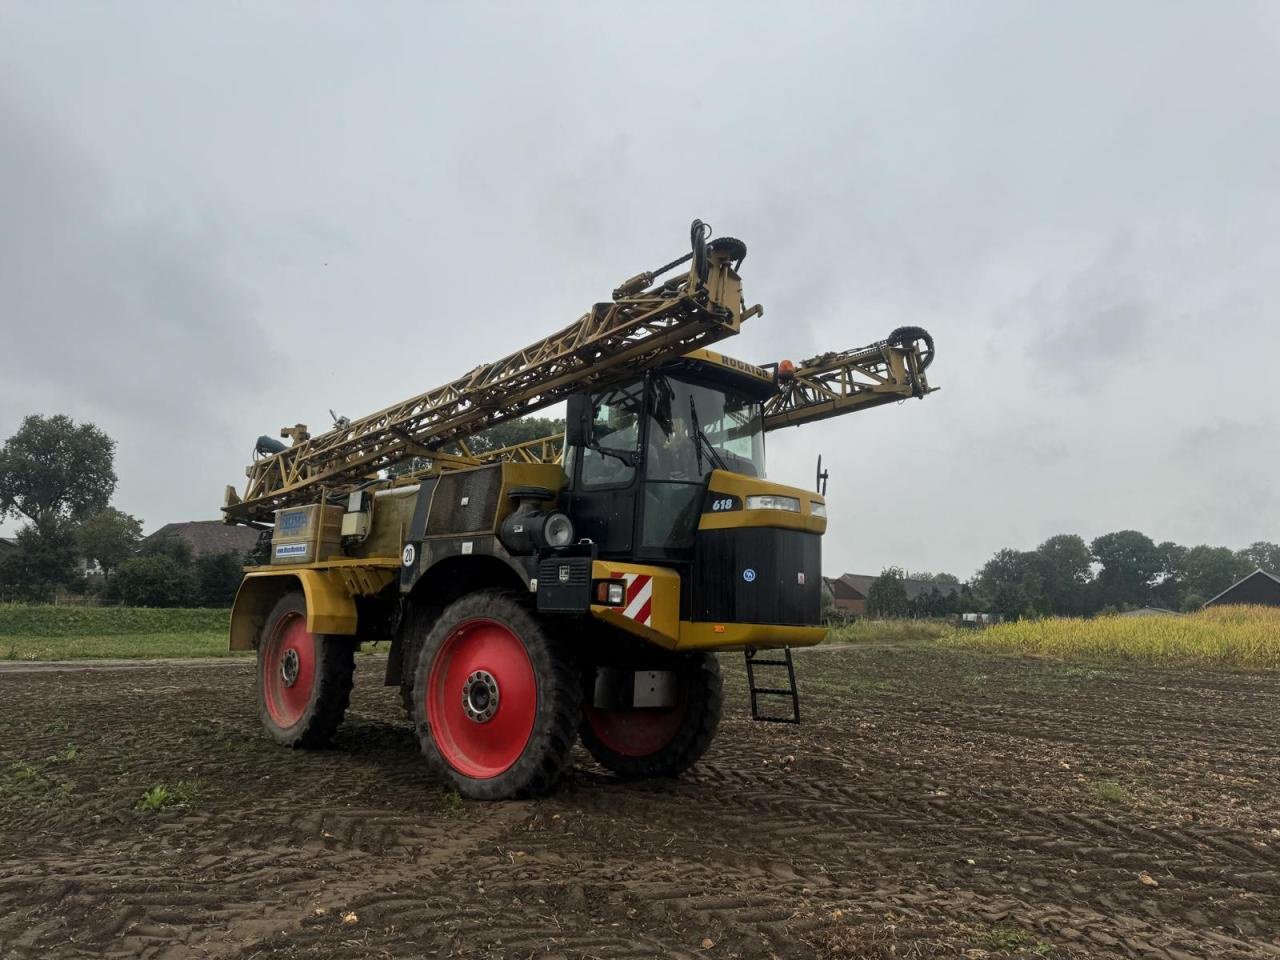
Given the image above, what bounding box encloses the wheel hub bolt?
[461,670,500,723]
[280,648,301,687]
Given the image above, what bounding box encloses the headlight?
[543,512,574,547]
[810,502,827,519]
[745,494,801,513]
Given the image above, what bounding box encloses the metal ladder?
[744,647,800,723]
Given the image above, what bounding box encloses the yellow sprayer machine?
[222,221,936,799]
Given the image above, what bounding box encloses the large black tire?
[580,652,723,779]
[255,591,355,748]
[398,603,439,720]
[410,590,581,800]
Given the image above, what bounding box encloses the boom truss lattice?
[224,227,755,523]
[762,326,935,432]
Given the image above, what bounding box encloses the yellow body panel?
[677,621,826,651]
[589,560,681,648]
[680,348,775,389]
[698,470,827,534]
[229,564,397,650]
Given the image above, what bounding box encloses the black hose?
[886,326,935,370]
[690,219,711,285]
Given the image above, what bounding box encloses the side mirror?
[565,393,592,447]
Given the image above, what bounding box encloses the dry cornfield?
[949,605,1280,670]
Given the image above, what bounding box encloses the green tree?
[1090,530,1160,609]
[139,535,194,565]
[0,415,116,535]
[906,572,960,617]
[1237,541,1280,573]
[77,507,143,579]
[1179,545,1250,601]
[976,548,1043,619]
[0,522,79,601]
[867,566,910,618]
[464,416,565,455]
[1034,534,1092,615]
[111,554,198,607]
[388,416,566,478]
[195,552,244,607]
[1151,540,1189,610]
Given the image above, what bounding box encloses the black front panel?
[687,527,821,626]
[536,549,593,613]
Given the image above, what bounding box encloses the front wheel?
[411,591,580,800]
[255,591,355,748]
[581,652,723,779]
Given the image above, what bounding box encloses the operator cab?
[563,351,777,563]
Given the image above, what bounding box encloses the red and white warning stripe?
[619,573,653,627]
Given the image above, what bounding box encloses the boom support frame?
[225,225,756,524]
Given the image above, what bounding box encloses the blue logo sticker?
[278,511,307,534]
[742,568,757,583]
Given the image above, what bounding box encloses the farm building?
[140,521,260,559]
[824,573,959,616]
[1203,568,1280,608]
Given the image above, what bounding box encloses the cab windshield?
[642,375,765,554]
[647,375,766,481]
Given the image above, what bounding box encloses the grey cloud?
[0,92,274,527]
[1,2,1278,577]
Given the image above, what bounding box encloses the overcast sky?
[2,3,1278,579]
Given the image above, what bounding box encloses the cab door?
[564,381,645,557]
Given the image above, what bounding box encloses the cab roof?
[660,349,779,402]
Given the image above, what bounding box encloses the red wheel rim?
[586,701,687,758]
[261,612,316,728]
[426,617,537,779]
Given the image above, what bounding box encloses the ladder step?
[744,646,801,724]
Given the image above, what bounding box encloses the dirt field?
[2,641,1278,959]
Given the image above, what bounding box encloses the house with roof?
[823,572,960,616]
[139,520,260,559]
[1203,568,1280,608]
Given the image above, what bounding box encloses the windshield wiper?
[688,396,725,474]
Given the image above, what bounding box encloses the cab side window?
[580,383,643,489]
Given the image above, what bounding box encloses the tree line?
[1,412,568,607]
[861,533,1279,620]
[0,414,244,606]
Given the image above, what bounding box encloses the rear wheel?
[581,652,722,779]
[256,591,355,748]
[411,591,580,800]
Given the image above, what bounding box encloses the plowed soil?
[2,641,1278,959]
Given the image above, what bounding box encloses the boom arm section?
[762,326,935,432]
[460,325,938,468]
[224,223,759,523]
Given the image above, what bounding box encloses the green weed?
[1092,780,1129,806]
[437,789,465,817]
[983,924,1052,954]
[137,780,201,813]
[0,759,75,809]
